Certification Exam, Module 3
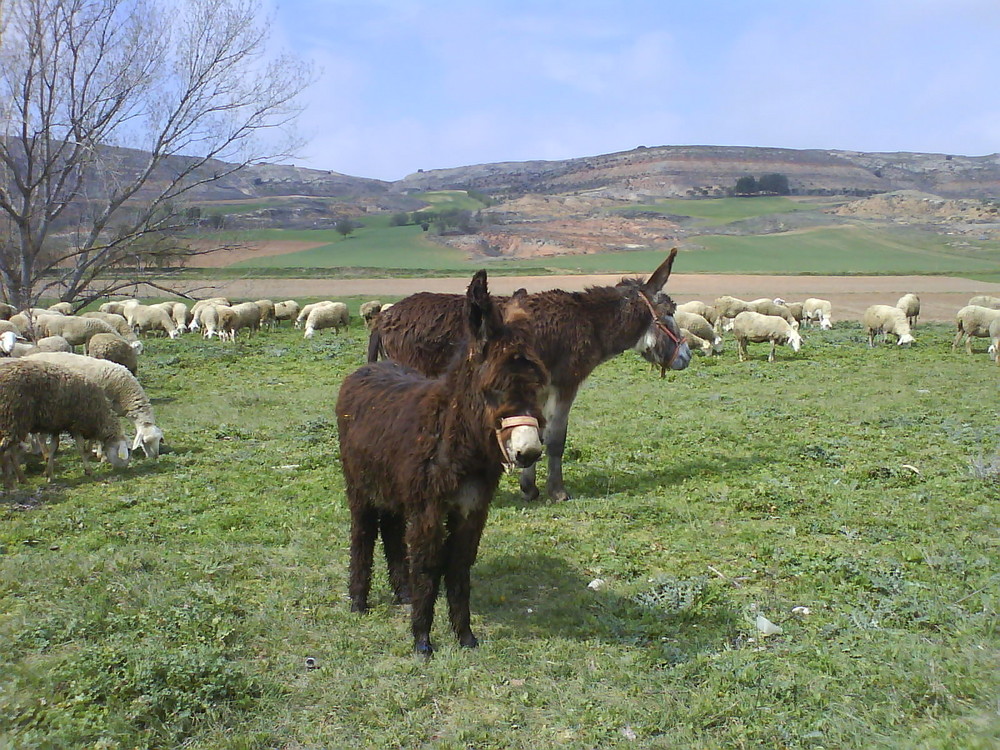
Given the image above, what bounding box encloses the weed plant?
[1,319,997,748]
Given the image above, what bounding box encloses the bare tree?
[0,0,311,309]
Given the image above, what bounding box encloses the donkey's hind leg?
[379,510,410,604]
[541,388,576,503]
[348,505,379,613]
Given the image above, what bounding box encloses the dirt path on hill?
[160,274,1000,323]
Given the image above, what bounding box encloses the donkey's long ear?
[643,247,678,292]
[465,270,501,349]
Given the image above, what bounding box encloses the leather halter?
[638,289,687,369]
[495,415,540,470]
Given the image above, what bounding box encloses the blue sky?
[267,0,1000,181]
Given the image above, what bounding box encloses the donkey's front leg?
[445,505,489,648]
[408,510,446,657]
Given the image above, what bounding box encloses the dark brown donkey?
[367,250,690,502]
[338,270,549,656]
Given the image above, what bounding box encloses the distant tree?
[758,173,791,195]
[734,176,758,195]
[389,212,410,227]
[335,219,357,238]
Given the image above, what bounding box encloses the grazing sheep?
[676,310,723,354]
[188,297,231,332]
[295,301,337,328]
[86,333,141,374]
[304,302,349,338]
[128,304,179,338]
[214,306,240,342]
[802,298,833,329]
[714,295,752,331]
[896,293,921,327]
[199,304,222,339]
[0,320,18,337]
[747,298,800,329]
[0,332,72,357]
[784,301,804,327]
[99,299,138,317]
[27,351,164,459]
[47,302,74,315]
[676,300,719,327]
[678,328,711,357]
[359,300,383,330]
[254,299,276,329]
[81,312,143,349]
[953,305,1000,354]
[35,315,119,349]
[0,302,15,319]
[0,358,130,488]
[229,302,263,337]
[273,300,300,325]
[732,311,803,362]
[862,305,915,347]
[151,301,189,333]
[968,295,1000,310]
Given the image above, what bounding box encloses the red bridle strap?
[637,290,687,370]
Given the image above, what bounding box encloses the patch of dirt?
[160,274,1000,323]
[185,240,327,267]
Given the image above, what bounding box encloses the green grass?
[614,196,834,225]
[1,318,998,748]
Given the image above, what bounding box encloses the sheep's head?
[104,439,130,468]
[787,329,803,353]
[0,330,17,355]
[133,423,163,459]
[897,332,915,346]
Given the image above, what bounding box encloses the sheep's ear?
[643,248,678,293]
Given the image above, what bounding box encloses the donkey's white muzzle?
[497,416,543,469]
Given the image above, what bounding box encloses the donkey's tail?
[366,327,384,363]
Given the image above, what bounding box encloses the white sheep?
[713,295,752,332]
[80,311,143,350]
[36,315,119,349]
[676,300,719,327]
[895,293,920,327]
[188,297,231,332]
[273,300,300,325]
[747,298,800,329]
[968,295,1000,310]
[47,301,74,315]
[254,299,276,329]
[359,300,383,330]
[0,331,72,357]
[304,302,349,338]
[862,305,915,347]
[86,333,141,374]
[99,299,139,317]
[732,311,803,362]
[128,304,179,338]
[27,351,164,459]
[953,305,1000,355]
[152,301,189,333]
[802,298,833,330]
[229,302,263,337]
[295,301,337,328]
[0,358,130,487]
[675,310,723,355]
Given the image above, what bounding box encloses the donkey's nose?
[514,444,543,468]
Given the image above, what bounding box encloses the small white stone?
[756,614,783,636]
[587,578,606,591]
[791,606,811,616]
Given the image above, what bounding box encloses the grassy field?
[613,196,835,225]
[1,316,998,748]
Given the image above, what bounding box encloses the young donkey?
[337,270,549,656]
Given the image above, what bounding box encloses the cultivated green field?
[1,314,997,748]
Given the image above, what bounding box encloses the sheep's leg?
[444,505,488,648]
[43,434,59,482]
[737,339,747,361]
[348,505,379,613]
[379,510,410,604]
[407,507,446,657]
[75,436,92,476]
[966,336,974,355]
[768,340,777,362]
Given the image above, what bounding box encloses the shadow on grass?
[475,552,738,663]
[493,455,769,509]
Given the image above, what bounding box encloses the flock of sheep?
[0,286,997,490]
[0,294,364,489]
[670,292,1000,364]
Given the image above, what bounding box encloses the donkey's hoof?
[459,632,479,649]
[414,640,434,658]
[520,485,540,502]
[350,601,369,614]
[548,488,571,503]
